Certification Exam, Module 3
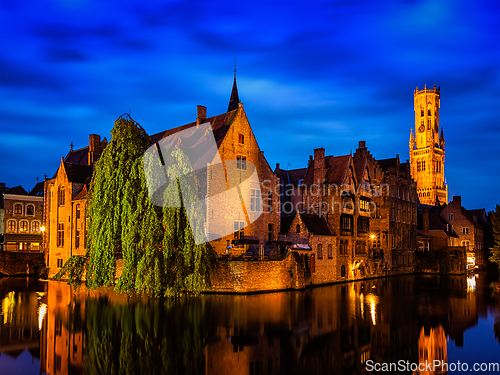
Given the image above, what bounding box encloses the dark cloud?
[45,47,88,63]
[0,58,66,89]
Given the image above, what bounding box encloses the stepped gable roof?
[352,155,367,186]
[324,155,351,185]
[5,185,28,195]
[63,162,94,184]
[29,181,44,196]
[149,109,239,148]
[301,214,333,236]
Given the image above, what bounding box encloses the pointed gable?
[227,76,240,112]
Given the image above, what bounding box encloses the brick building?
[1,183,44,252]
[44,77,281,276]
[439,196,485,269]
[43,135,107,277]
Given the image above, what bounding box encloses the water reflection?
[0,274,499,375]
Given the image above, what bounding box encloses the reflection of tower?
[414,325,447,375]
[409,84,447,205]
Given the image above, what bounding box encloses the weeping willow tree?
[56,113,217,295]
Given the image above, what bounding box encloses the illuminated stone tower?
[409,84,447,205]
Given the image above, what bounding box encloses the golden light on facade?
[1,291,16,324]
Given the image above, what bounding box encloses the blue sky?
[1,0,499,210]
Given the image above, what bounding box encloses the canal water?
[0,273,499,375]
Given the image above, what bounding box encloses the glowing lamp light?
[41,226,46,232]
[370,234,376,239]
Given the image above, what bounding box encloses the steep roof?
[280,215,294,234]
[428,212,459,238]
[324,155,351,185]
[227,76,240,112]
[301,214,334,236]
[29,182,44,196]
[149,109,239,148]
[352,156,367,186]
[63,162,94,184]
[4,185,28,195]
[276,167,307,187]
[377,157,398,171]
[65,146,90,165]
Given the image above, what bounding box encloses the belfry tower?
[409,84,448,205]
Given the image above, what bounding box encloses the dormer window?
[238,134,244,144]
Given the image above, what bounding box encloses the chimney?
[422,206,430,231]
[276,163,280,170]
[196,105,207,126]
[88,134,101,165]
[313,148,325,183]
[452,196,461,206]
[358,140,366,149]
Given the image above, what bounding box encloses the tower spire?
[228,58,240,112]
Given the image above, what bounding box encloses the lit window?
[238,134,244,144]
[26,204,34,215]
[8,220,16,232]
[32,221,40,232]
[237,156,246,170]
[19,220,28,232]
[461,240,470,251]
[14,204,22,214]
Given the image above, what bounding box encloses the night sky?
[1,0,499,211]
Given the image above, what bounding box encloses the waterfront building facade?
[1,183,44,252]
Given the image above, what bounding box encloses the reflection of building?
[414,325,447,375]
[409,84,447,206]
[41,281,84,375]
[1,183,44,252]
[0,288,42,360]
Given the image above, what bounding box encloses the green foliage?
[86,114,150,288]
[74,113,217,295]
[83,296,212,375]
[489,204,500,271]
[53,255,88,285]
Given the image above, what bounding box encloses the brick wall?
[209,253,305,293]
[0,251,45,276]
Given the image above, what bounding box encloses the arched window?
[58,186,65,206]
[26,204,35,215]
[341,265,346,278]
[8,220,16,232]
[14,203,22,214]
[32,221,40,232]
[19,220,29,232]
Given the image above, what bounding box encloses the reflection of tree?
[83,296,213,375]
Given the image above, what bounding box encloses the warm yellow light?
[38,303,47,330]
[370,234,376,239]
[41,226,46,232]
